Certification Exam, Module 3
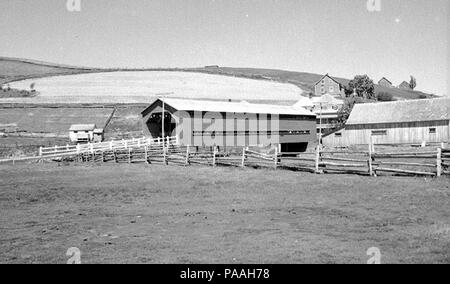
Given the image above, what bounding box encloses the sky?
[0,0,448,96]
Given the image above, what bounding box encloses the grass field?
[0,108,114,134]
[0,163,448,264]
[0,57,99,86]
[186,67,435,100]
[104,106,146,140]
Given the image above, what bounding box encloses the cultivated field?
[3,71,304,104]
[0,163,448,264]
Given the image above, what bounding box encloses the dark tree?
[348,75,375,99]
[409,76,417,90]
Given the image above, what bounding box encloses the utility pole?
[162,98,166,154]
[159,93,174,154]
[319,102,323,146]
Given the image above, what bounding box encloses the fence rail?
[39,136,178,157]
[1,137,449,178]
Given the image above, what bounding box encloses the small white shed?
[69,124,98,143]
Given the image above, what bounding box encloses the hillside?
[184,67,435,100]
[0,57,435,100]
[0,57,101,85]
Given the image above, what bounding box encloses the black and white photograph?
[0,0,449,268]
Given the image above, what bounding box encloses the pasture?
[0,163,448,264]
[0,107,114,134]
[3,71,304,104]
[0,107,114,158]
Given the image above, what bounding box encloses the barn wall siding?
[323,120,450,147]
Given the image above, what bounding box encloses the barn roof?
[346,98,450,125]
[144,98,316,116]
[69,124,96,131]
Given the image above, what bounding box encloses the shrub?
[376,92,395,102]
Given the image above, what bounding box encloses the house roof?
[398,81,410,87]
[346,98,450,125]
[378,77,392,84]
[143,98,316,116]
[69,124,96,131]
[292,96,315,107]
[293,94,344,108]
[311,94,344,105]
[314,74,346,87]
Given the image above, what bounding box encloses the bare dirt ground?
[0,163,449,264]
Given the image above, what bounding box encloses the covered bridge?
[323,98,450,147]
[141,98,317,152]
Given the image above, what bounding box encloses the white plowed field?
[3,71,304,104]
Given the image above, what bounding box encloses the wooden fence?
[1,138,449,178]
[69,144,450,178]
[39,136,178,157]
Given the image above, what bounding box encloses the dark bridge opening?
[145,112,176,138]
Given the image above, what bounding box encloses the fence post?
[39,147,43,157]
[76,144,81,154]
[437,148,442,177]
[368,139,374,177]
[241,147,246,168]
[185,146,190,166]
[163,147,168,165]
[274,146,279,169]
[315,145,322,174]
[54,145,58,154]
[213,146,217,167]
[144,146,149,164]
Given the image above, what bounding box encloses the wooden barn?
[323,98,450,147]
[141,98,317,152]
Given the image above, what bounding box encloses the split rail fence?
[1,137,449,178]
